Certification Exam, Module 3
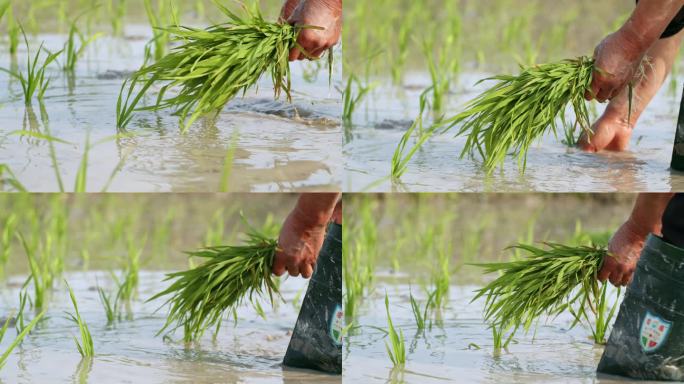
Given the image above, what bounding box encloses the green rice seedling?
[0,0,9,23]
[65,280,94,357]
[18,233,52,311]
[341,74,373,125]
[384,293,405,368]
[491,323,515,350]
[143,0,177,62]
[1,31,62,105]
[63,22,101,72]
[422,38,453,117]
[473,242,612,343]
[74,133,90,193]
[342,241,363,321]
[0,164,26,192]
[0,313,11,345]
[409,288,434,332]
[71,132,131,192]
[389,228,405,272]
[570,281,620,344]
[0,213,17,272]
[5,6,19,55]
[444,57,595,173]
[343,197,378,320]
[149,225,280,341]
[98,287,118,325]
[0,310,45,369]
[37,106,66,192]
[391,90,443,180]
[204,209,225,247]
[117,233,146,302]
[431,225,452,311]
[390,14,410,85]
[14,285,29,335]
[80,249,90,270]
[117,1,325,131]
[108,0,128,35]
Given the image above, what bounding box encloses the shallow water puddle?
[0,271,338,384]
[344,72,684,192]
[0,27,342,192]
[343,282,659,384]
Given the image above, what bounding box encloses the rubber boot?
[283,222,342,374]
[597,234,684,381]
[670,86,684,171]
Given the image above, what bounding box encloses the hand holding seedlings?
[445,57,594,173]
[280,0,342,60]
[599,193,674,286]
[273,193,341,278]
[585,0,684,102]
[117,1,333,131]
[580,3,684,151]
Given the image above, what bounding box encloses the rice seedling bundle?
[150,228,280,341]
[117,1,326,131]
[445,57,595,172]
[473,242,608,335]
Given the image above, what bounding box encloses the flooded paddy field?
[0,2,342,192]
[343,194,645,383]
[0,194,339,383]
[342,0,684,192]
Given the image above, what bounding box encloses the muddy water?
[344,279,659,384]
[0,271,339,384]
[0,25,342,192]
[344,71,684,192]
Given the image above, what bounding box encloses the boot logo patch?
[640,311,672,353]
[329,305,344,346]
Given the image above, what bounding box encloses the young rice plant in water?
[473,242,619,344]
[1,31,62,105]
[384,293,406,367]
[149,226,280,342]
[117,1,327,131]
[0,310,45,369]
[444,57,595,173]
[66,280,95,357]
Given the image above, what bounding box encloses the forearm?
[620,0,684,55]
[289,193,341,229]
[627,193,675,237]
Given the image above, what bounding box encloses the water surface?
[0,271,338,384]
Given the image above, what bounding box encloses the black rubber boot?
[597,234,684,381]
[283,222,342,374]
[670,86,684,171]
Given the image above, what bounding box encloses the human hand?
[598,219,647,287]
[280,0,342,61]
[577,106,633,152]
[585,31,645,103]
[272,212,327,278]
